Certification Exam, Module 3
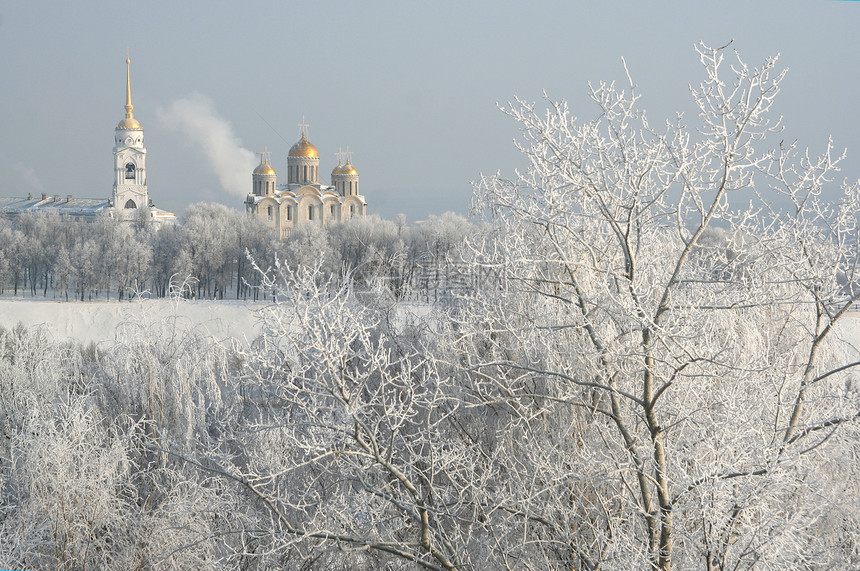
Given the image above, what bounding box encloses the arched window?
[308,205,314,221]
[125,163,136,179]
[267,205,273,218]
[287,206,292,221]
[303,165,308,182]
[124,199,137,209]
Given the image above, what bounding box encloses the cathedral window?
[125,163,136,179]
[267,205,273,218]
[350,205,355,216]
[287,206,292,221]
[124,199,137,209]
[308,205,314,220]
[303,165,308,182]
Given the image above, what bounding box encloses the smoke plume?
[158,94,255,197]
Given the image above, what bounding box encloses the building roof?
[0,196,177,221]
[0,196,110,217]
[247,183,366,206]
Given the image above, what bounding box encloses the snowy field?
[0,298,265,346]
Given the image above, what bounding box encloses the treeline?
[0,204,475,302]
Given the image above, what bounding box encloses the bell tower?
[112,54,148,219]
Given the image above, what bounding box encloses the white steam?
[13,163,45,192]
[158,94,255,197]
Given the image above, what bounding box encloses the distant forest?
[0,205,475,302]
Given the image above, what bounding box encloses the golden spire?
[125,53,134,119]
[117,51,142,130]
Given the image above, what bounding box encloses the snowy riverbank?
[2,298,860,357]
[0,298,264,346]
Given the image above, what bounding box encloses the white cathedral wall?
[323,199,341,225]
[297,195,323,225]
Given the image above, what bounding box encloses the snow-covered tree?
[218,263,477,569]
[408,212,475,302]
[0,307,247,569]
[464,42,860,569]
[327,214,410,294]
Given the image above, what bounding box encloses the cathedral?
[244,125,368,238]
[0,58,176,222]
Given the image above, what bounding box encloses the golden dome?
[331,161,344,176]
[117,117,142,130]
[254,158,276,175]
[289,132,319,158]
[341,162,358,176]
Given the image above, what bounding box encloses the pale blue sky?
[1,1,858,221]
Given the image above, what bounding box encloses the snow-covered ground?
[0,298,264,346]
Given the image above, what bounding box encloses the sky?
[1,1,859,223]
